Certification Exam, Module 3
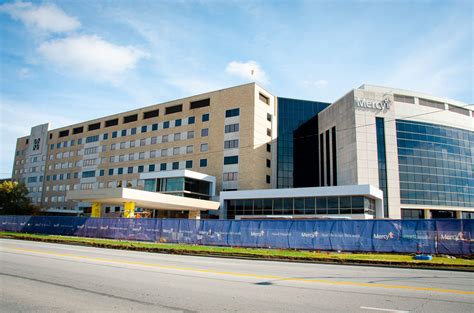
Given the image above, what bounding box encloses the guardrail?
[0,216,472,255]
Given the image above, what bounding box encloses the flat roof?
[66,187,219,211]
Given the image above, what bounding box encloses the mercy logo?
[440,232,465,241]
[373,232,395,240]
[250,230,265,237]
[301,231,319,238]
[355,95,391,112]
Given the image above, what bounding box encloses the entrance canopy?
[66,187,220,211]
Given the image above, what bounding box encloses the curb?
[1,234,473,272]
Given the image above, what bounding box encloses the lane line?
[3,246,474,296]
[360,306,409,313]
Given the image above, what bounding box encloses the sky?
[0,0,473,178]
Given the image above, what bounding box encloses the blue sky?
[0,0,472,178]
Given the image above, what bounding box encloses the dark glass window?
[202,113,210,122]
[376,117,389,217]
[103,133,108,140]
[73,126,84,134]
[165,104,182,115]
[88,122,101,131]
[163,121,170,129]
[82,170,95,178]
[141,125,147,133]
[175,119,182,127]
[188,116,195,124]
[152,123,158,131]
[99,169,104,177]
[131,127,137,135]
[112,131,117,138]
[118,168,123,175]
[138,165,144,173]
[160,163,167,171]
[259,93,269,104]
[331,127,337,186]
[108,169,114,176]
[121,129,127,136]
[266,159,271,168]
[200,159,208,167]
[266,175,271,184]
[105,119,118,127]
[143,109,159,119]
[186,160,193,168]
[225,108,240,118]
[224,156,238,165]
[172,162,179,170]
[128,167,133,174]
[59,130,69,138]
[190,98,210,109]
[149,164,155,172]
[123,114,138,123]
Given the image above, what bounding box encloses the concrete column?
[188,210,201,219]
[91,202,101,218]
[123,202,135,218]
[423,209,431,219]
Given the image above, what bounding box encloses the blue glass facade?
[376,118,389,217]
[396,120,474,208]
[277,98,329,188]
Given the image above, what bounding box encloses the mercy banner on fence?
[0,216,472,255]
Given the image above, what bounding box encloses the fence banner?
[0,216,472,255]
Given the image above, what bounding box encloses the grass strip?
[1,231,472,270]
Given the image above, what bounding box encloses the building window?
[143,109,159,119]
[186,145,193,154]
[88,122,101,131]
[267,128,272,137]
[225,108,240,118]
[82,170,95,178]
[266,143,271,152]
[105,119,118,127]
[267,113,272,122]
[266,159,271,168]
[138,165,144,173]
[108,169,114,176]
[224,123,239,133]
[130,140,135,148]
[149,164,155,172]
[118,168,123,175]
[150,150,156,158]
[120,142,126,149]
[127,167,133,174]
[188,116,195,124]
[173,147,180,155]
[131,127,137,135]
[129,153,135,160]
[190,98,210,109]
[172,162,179,170]
[139,152,145,159]
[174,133,181,141]
[401,209,424,219]
[112,131,117,138]
[259,93,269,104]
[186,160,193,169]
[165,104,183,115]
[201,128,209,137]
[162,134,168,142]
[224,139,239,149]
[201,143,208,152]
[152,124,158,131]
[200,159,207,167]
[123,114,138,123]
[121,129,127,136]
[86,135,99,143]
[175,119,182,127]
[141,125,147,133]
[331,127,337,186]
[202,113,209,122]
[111,143,116,150]
[376,118,389,217]
[224,155,238,165]
[103,133,108,140]
[187,131,194,139]
[151,136,157,145]
[163,121,170,129]
[160,163,167,171]
[140,139,146,146]
[223,172,238,181]
[161,149,168,157]
[266,175,271,184]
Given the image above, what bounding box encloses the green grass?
[1,231,472,268]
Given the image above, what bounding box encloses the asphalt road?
[0,239,473,313]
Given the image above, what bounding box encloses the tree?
[0,181,36,215]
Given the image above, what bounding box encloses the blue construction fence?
[0,216,473,255]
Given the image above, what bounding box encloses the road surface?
[0,238,473,312]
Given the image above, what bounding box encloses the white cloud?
[0,1,80,33]
[38,35,148,83]
[226,60,268,84]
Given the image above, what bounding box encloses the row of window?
[49,114,210,150]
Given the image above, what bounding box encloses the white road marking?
[360,306,409,313]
